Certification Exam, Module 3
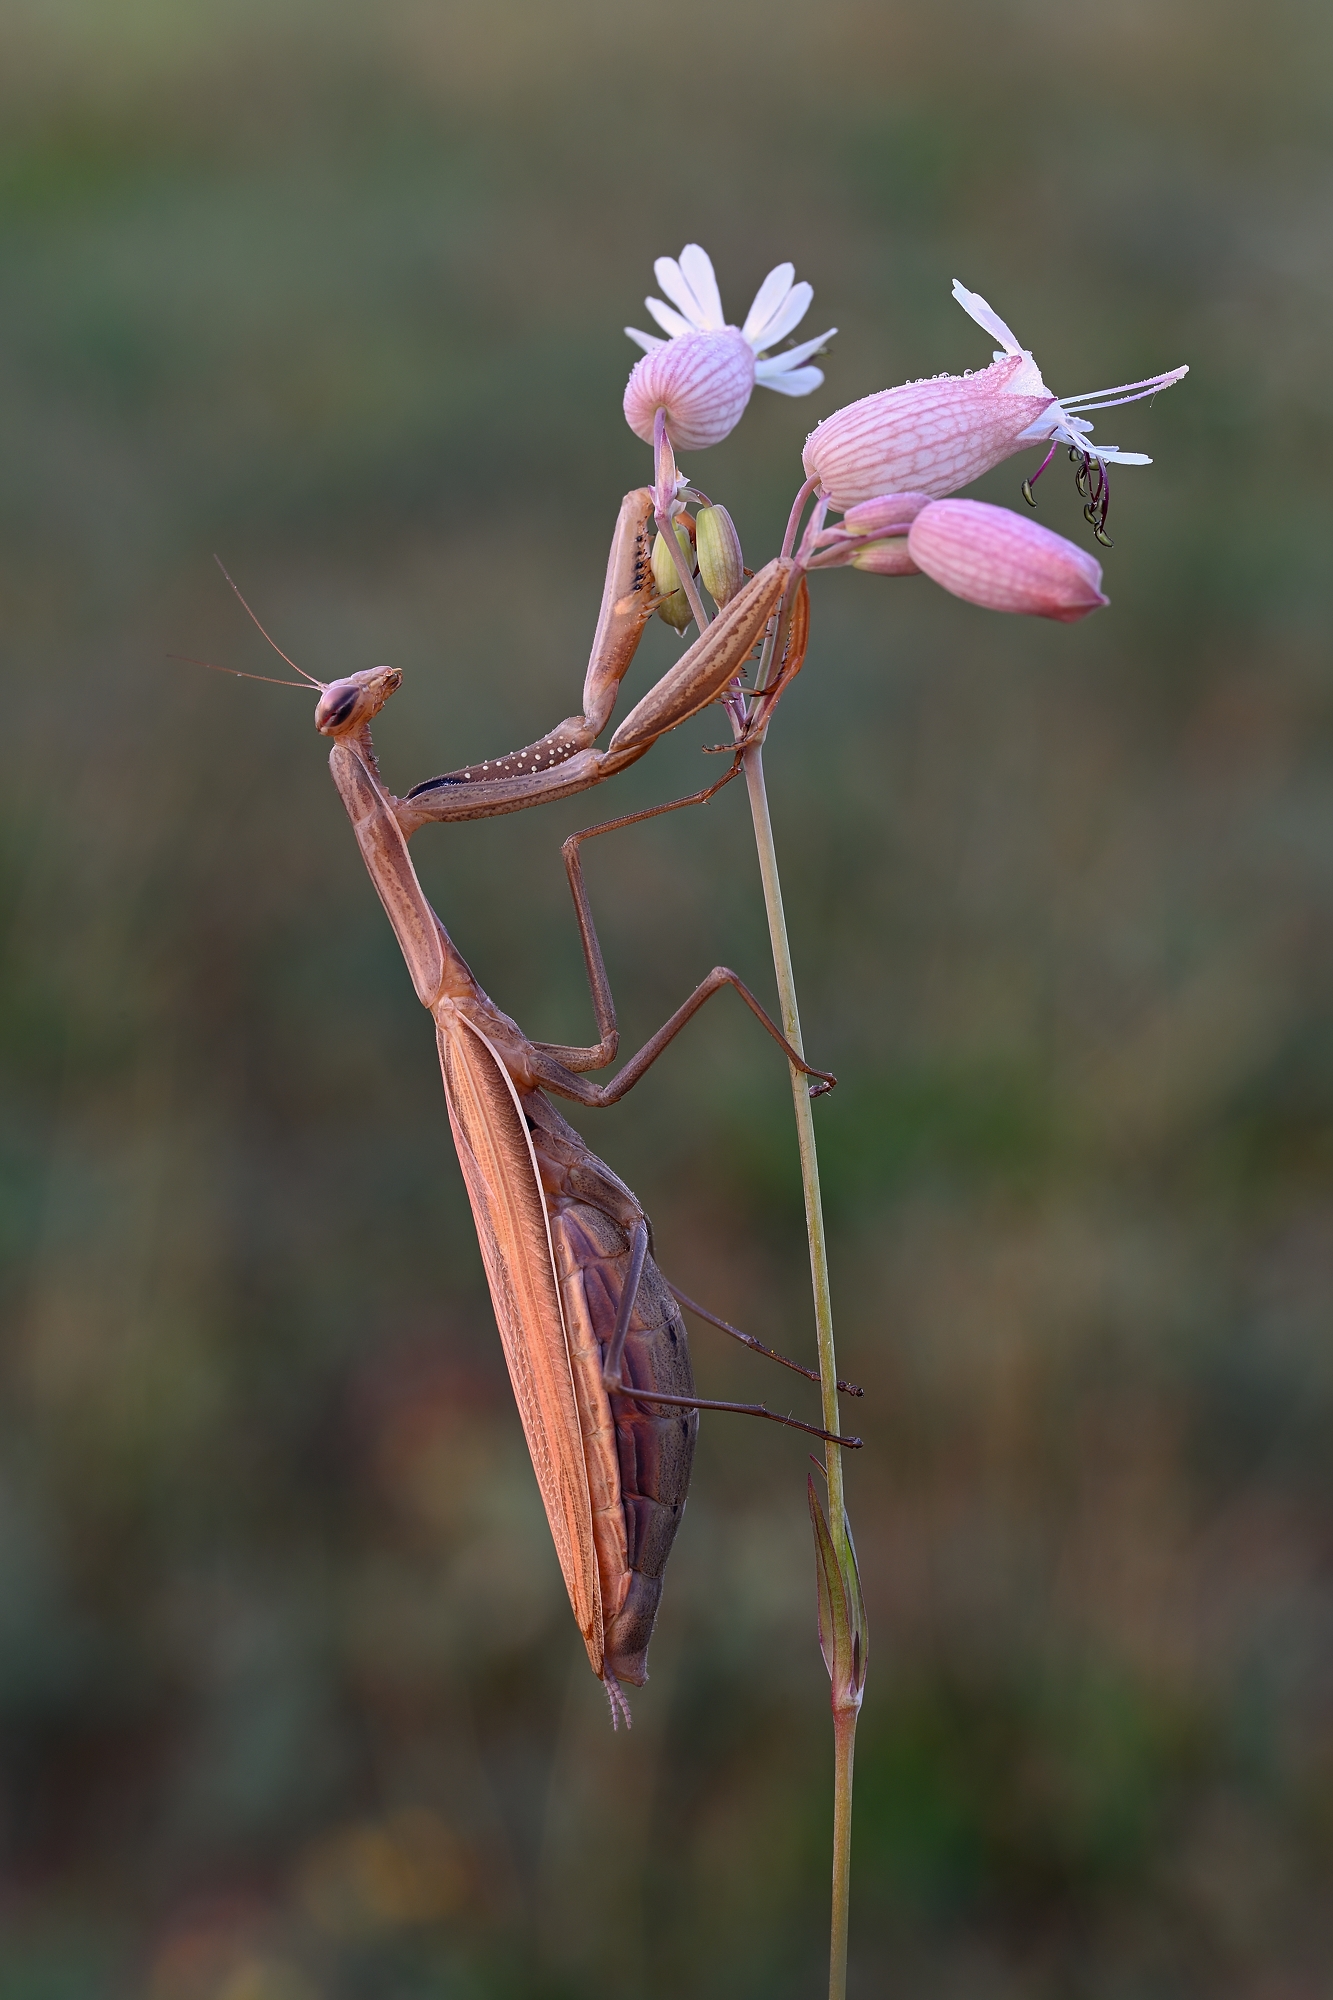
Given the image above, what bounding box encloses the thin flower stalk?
[733,521,864,1999]
[739,734,863,2000]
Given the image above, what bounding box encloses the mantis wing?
[437,1010,604,1676]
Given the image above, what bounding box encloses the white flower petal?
[757,365,825,397]
[1090,447,1153,465]
[755,327,837,375]
[653,257,709,330]
[645,296,696,339]
[951,279,1024,356]
[625,326,666,353]
[741,263,795,343]
[748,281,814,355]
[677,243,725,330]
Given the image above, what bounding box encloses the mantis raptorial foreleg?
[392,487,805,831]
[212,486,807,836]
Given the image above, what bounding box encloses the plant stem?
[741,737,858,2000]
[829,1708,858,2000]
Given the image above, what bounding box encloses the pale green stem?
[741,737,858,2000]
[829,1708,857,2000]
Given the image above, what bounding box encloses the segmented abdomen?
[550,1199,697,1686]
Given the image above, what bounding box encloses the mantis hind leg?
[668,1284,863,1399]
[602,1227,861,1451]
[607,1383,861,1450]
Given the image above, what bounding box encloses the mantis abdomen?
[549,1192,696,1687]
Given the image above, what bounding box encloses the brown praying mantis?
[213,485,857,1725]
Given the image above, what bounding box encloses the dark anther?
[1021,442,1059,510]
[1084,503,1098,525]
[1094,526,1114,547]
[1075,461,1089,496]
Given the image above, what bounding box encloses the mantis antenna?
[212,555,326,688]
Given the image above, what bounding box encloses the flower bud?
[694,504,744,606]
[651,520,697,632]
[624,328,757,452]
[842,491,932,537]
[809,1477,867,1720]
[655,587,693,633]
[651,519,695,592]
[907,500,1108,622]
[851,537,918,577]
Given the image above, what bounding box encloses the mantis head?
[314,665,403,737]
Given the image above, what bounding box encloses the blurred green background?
[1,1,1331,1994]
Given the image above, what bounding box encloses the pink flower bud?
[623,328,757,452]
[803,492,930,573]
[842,491,933,537]
[906,500,1109,622]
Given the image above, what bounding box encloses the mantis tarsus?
[217,491,852,1723]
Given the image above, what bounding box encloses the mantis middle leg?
[522,782,835,1106]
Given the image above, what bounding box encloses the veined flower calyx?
[624,244,836,451]
[803,280,1187,542]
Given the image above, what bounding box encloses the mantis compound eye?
[315,666,402,736]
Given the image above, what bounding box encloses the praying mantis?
[217,486,857,1723]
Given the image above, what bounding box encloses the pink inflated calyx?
[907,500,1109,622]
[624,244,835,452]
[802,279,1187,516]
[804,357,1054,510]
[624,327,757,451]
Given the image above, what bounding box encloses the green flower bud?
[652,519,698,630]
[651,521,695,596]
[655,585,694,633]
[695,503,744,607]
